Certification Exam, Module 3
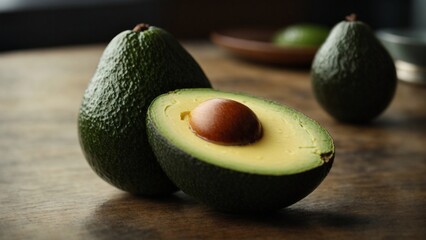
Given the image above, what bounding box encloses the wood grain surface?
[0,42,425,239]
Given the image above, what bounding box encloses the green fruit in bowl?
[272,24,330,47]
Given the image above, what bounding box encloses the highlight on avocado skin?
[146,88,334,213]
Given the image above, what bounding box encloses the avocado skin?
[78,26,211,195]
[146,112,334,213]
[311,20,397,123]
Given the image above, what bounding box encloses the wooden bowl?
[210,28,319,65]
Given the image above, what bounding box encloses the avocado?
[146,88,334,213]
[78,24,211,195]
[272,24,329,47]
[311,15,397,122]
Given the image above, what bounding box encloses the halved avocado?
[146,88,334,213]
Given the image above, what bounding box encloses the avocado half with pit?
[146,88,334,213]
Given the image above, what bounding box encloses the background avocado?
[272,24,329,47]
[146,89,334,213]
[78,24,211,195]
[311,15,397,123]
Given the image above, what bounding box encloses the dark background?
[0,0,422,51]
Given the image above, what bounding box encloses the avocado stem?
[346,13,357,22]
[133,23,150,32]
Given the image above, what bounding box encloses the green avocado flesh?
[147,88,334,212]
[78,25,211,195]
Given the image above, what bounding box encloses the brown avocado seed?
[188,98,263,145]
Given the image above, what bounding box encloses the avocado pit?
[188,98,263,146]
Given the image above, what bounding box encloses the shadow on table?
[85,191,370,239]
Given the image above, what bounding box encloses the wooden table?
[1,42,425,239]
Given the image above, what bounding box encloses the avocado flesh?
[78,26,211,195]
[147,89,334,212]
[311,20,397,122]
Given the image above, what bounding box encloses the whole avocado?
[311,15,397,122]
[78,24,211,195]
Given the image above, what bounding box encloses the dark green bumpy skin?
[311,20,397,123]
[78,26,211,195]
[146,113,334,213]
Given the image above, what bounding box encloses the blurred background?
[0,0,424,51]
